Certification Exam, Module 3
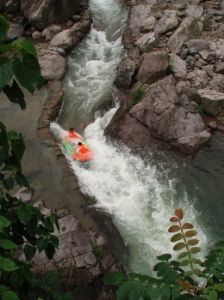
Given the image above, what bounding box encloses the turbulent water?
[53,0,209,274]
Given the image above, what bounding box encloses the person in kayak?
[73,142,93,162]
[67,128,79,139]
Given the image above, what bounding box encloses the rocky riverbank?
[1,1,125,299]
[106,0,224,155]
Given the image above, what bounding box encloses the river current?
[52,0,224,274]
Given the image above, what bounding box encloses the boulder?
[199,50,216,61]
[186,5,204,18]
[129,5,156,34]
[215,61,224,74]
[185,39,211,52]
[32,30,41,40]
[42,24,62,41]
[198,89,224,116]
[130,75,210,153]
[168,17,203,53]
[154,10,179,36]
[137,50,169,84]
[169,53,187,78]
[135,32,157,52]
[187,70,209,89]
[211,39,224,60]
[50,21,91,51]
[20,0,81,30]
[38,48,67,80]
[115,57,136,89]
[209,74,224,93]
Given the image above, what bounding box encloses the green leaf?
[0,215,11,230]
[208,290,218,300]
[0,60,13,90]
[24,244,36,261]
[13,55,43,94]
[3,80,26,110]
[173,242,185,251]
[129,281,143,300]
[171,233,183,242]
[0,257,18,272]
[168,225,180,233]
[104,272,125,286]
[0,239,17,250]
[2,290,20,300]
[0,121,9,156]
[214,283,224,291]
[45,243,55,260]
[185,230,197,238]
[177,252,188,259]
[37,238,48,252]
[0,16,9,41]
[116,281,131,300]
[12,38,37,57]
[187,239,199,246]
[50,235,59,248]
[157,254,171,261]
[17,204,32,223]
[190,247,201,254]
[9,131,25,161]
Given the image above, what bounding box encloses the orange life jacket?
[68,130,78,139]
[73,144,93,162]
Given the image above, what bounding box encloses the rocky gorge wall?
[106,0,224,155]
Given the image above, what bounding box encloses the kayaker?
[73,142,93,162]
[67,128,79,139]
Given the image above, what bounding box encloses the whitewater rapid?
[51,0,208,274]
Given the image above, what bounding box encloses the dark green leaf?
[129,281,143,300]
[171,233,183,242]
[157,254,172,261]
[17,204,33,223]
[45,243,55,260]
[12,38,37,57]
[190,247,201,254]
[37,238,48,252]
[0,60,13,90]
[2,290,20,300]
[3,177,14,190]
[104,272,125,286]
[116,281,131,300]
[3,80,26,109]
[0,257,18,272]
[0,16,9,41]
[208,290,218,300]
[24,244,36,261]
[0,239,17,250]
[50,235,59,248]
[9,131,25,161]
[0,215,11,230]
[177,252,188,259]
[173,242,185,251]
[185,230,197,238]
[0,122,9,156]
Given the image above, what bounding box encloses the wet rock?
[135,32,157,52]
[198,89,224,116]
[38,47,67,80]
[168,17,203,53]
[154,10,179,36]
[137,50,169,84]
[186,4,204,18]
[32,30,41,40]
[20,0,81,30]
[115,57,136,89]
[187,70,209,89]
[42,24,62,41]
[169,53,187,78]
[129,5,156,34]
[6,22,24,41]
[215,62,224,74]
[50,20,91,51]
[130,75,210,153]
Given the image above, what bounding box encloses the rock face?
[6,23,24,41]
[137,51,169,84]
[115,57,136,89]
[169,53,187,78]
[168,17,203,53]
[135,32,157,53]
[154,10,179,36]
[20,0,81,29]
[131,76,210,153]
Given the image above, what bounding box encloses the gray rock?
[154,10,179,36]
[198,89,224,116]
[202,64,214,77]
[188,47,198,54]
[115,57,136,89]
[130,75,210,153]
[137,50,169,84]
[211,39,224,60]
[186,5,204,18]
[42,24,62,41]
[72,15,81,22]
[135,32,157,52]
[20,0,81,30]
[180,47,188,59]
[209,74,224,93]
[199,50,216,61]
[169,53,187,78]
[129,5,155,34]
[215,62,224,74]
[186,55,196,66]
[32,31,42,40]
[14,187,33,202]
[187,70,209,89]
[38,48,67,80]
[186,39,211,52]
[168,17,203,53]
[75,252,97,268]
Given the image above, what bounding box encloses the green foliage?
[104,209,224,300]
[127,85,146,110]
[93,243,106,262]
[0,15,70,300]
[202,18,212,31]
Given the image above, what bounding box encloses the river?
[54,0,224,275]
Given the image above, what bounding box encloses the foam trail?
[51,111,208,274]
